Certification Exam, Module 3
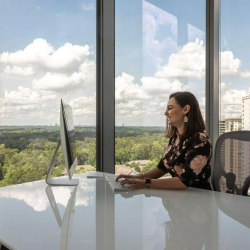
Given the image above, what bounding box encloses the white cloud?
[45,42,90,72]
[32,72,83,92]
[221,51,241,76]
[240,71,250,78]
[170,79,190,92]
[155,39,205,79]
[140,77,189,96]
[32,60,96,92]
[0,38,91,75]
[0,86,56,118]
[115,72,150,101]
[220,88,249,118]
[115,73,188,106]
[68,95,96,117]
[69,94,96,108]
[0,39,53,65]
[222,89,246,105]
[117,100,141,110]
[144,100,167,116]
[131,110,144,116]
[154,40,250,79]
[4,65,35,76]
[115,72,189,124]
[0,39,96,125]
[73,108,95,116]
[140,77,170,95]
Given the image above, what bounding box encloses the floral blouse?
[157,132,212,189]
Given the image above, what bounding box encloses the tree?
[151,141,164,160]
[115,148,130,164]
[129,162,141,173]
[131,143,151,160]
[142,159,158,173]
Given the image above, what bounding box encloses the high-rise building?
[242,92,250,130]
[219,119,226,171]
[242,93,250,184]
[224,118,242,187]
[219,119,226,136]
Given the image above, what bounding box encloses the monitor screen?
[61,100,77,169]
[46,99,79,185]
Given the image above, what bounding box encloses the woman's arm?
[143,167,166,179]
[116,166,166,181]
[120,176,187,190]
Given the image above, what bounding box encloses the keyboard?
[105,173,132,192]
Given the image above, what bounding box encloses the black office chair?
[211,131,250,196]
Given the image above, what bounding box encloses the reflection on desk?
[0,173,249,250]
[46,186,77,250]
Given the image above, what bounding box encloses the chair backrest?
[212,130,250,196]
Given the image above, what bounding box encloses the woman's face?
[165,97,188,127]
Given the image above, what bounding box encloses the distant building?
[219,120,226,136]
[242,93,250,184]
[127,160,151,171]
[115,165,138,175]
[127,160,151,167]
[225,118,242,132]
[219,119,226,170]
[242,92,250,130]
[224,118,242,187]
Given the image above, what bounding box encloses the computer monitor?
[46,100,79,186]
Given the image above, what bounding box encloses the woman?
[116,91,212,190]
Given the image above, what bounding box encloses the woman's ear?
[183,105,190,114]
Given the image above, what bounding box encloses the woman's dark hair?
[165,91,206,140]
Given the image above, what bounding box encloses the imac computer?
[46,100,79,186]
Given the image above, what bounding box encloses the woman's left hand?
[120,178,146,189]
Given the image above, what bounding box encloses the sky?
[0,0,250,126]
[0,0,96,126]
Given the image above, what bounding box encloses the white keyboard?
[105,173,132,192]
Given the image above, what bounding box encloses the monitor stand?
[46,140,79,186]
[46,186,77,250]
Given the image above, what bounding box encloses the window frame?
[96,0,115,173]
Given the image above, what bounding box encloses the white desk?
[0,173,250,250]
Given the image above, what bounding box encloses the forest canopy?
[0,126,167,187]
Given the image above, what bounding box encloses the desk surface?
[0,173,250,250]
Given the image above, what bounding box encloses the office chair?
[211,130,250,196]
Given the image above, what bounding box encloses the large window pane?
[219,0,250,193]
[0,0,96,187]
[115,0,206,175]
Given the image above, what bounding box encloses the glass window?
[115,0,206,175]
[220,0,250,193]
[0,0,96,187]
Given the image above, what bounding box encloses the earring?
[184,115,188,123]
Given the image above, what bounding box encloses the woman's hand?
[116,173,143,182]
[120,178,146,189]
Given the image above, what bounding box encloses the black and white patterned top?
[157,132,212,189]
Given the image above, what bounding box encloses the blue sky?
[0,0,96,126]
[0,0,96,53]
[0,0,250,126]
